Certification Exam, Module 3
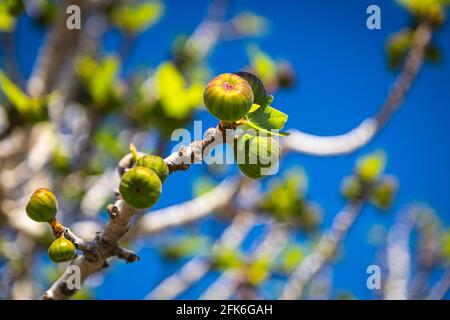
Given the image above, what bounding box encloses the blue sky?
[12,0,450,299]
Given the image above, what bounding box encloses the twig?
[27,0,85,97]
[43,199,137,300]
[384,207,419,300]
[283,23,433,156]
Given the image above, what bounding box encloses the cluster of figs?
[26,188,76,263]
[119,72,281,209]
[204,71,281,179]
[25,73,282,246]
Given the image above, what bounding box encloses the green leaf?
[356,150,386,183]
[0,10,15,32]
[111,0,164,34]
[0,70,29,113]
[248,103,261,113]
[76,55,122,107]
[247,45,277,84]
[155,62,203,119]
[245,105,289,136]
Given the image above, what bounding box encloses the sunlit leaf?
[76,55,122,107]
[356,150,386,183]
[0,70,29,112]
[0,10,15,31]
[210,247,243,270]
[281,245,304,273]
[246,257,271,285]
[397,0,446,24]
[111,0,164,34]
[155,62,203,119]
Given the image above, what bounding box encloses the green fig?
[136,155,169,182]
[203,73,254,122]
[48,236,76,263]
[119,166,162,209]
[341,176,363,201]
[234,71,267,105]
[25,188,58,223]
[234,132,280,179]
[370,176,398,210]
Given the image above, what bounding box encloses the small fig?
[203,73,254,122]
[341,176,363,201]
[119,166,162,209]
[370,176,398,210]
[234,71,267,105]
[234,132,280,179]
[136,155,169,182]
[48,236,76,263]
[25,188,58,222]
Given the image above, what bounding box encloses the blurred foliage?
[76,55,125,110]
[369,176,398,210]
[341,151,398,210]
[245,257,271,285]
[230,12,269,38]
[397,0,449,25]
[94,127,128,160]
[153,62,203,119]
[442,229,450,263]
[0,0,24,31]
[247,45,296,92]
[127,61,204,136]
[192,176,216,197]
[386,28,442,69]
[210,246,243,271]
[111,0,164,34]
[356,150,386,183]
[161,235,210,260]
[276,244,304,274]
[258,168,321,231]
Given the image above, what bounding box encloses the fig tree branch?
[283,22,432,156]
[384,207,419,300]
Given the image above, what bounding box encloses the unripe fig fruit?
[119,166,162,209]
[234,132,280,179]
[136,155,169,182]
[203,73,254,122]
[341,176,363,201]
[26,188,58,222]
[48,236,76,263]
[370,177,398,210]
[234,71,267,105]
